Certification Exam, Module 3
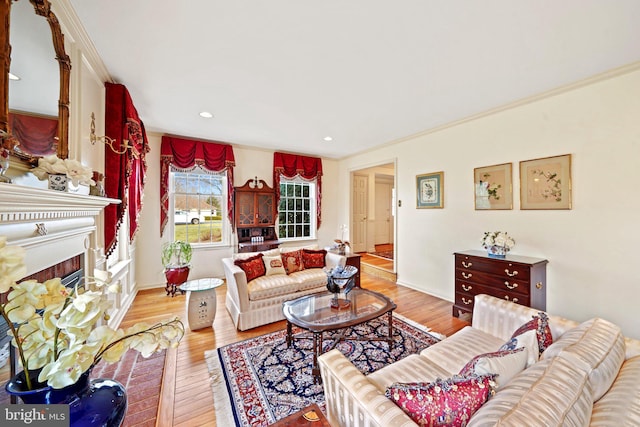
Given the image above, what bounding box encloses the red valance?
[160,135,236,236]
[104,83,150,257]
[273,152,323,229]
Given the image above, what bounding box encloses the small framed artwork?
[416,171,444,209]
[520,154,572,210]
[474,163,513,210]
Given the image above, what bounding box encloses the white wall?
[339,65,640,339]
[134,137,341,288]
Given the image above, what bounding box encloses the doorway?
[350,162,396,278]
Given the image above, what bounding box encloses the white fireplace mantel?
[0,182,120,277]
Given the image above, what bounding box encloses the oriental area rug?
[205,315,442,426]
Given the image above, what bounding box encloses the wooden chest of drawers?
[453,250,548,320]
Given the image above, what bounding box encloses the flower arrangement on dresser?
[0,236,184,391]
[481,231,515,258]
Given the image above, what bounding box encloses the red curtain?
[273,152,323,229]
[104,83,150,256]
[160,136,236,236]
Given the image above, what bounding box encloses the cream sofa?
[319,294,640,426]
[222,246,346,331]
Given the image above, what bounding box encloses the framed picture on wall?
[416,171,444,208]
[520,154,572,210]
[474,163,513,210]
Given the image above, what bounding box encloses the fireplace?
[0,183,120,403]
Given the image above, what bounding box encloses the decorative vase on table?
[5,368,127,427]
[487,245,508,258]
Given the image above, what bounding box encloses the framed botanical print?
[474,163,513,210]
[416,171,444,209]
[520,154,572,210]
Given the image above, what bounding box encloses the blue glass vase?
[5,368,127,427]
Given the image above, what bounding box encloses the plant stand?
[164,266,190,297]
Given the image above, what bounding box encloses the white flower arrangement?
[0,236,184,390]
[31,155,96,186]
[481,231,515,251]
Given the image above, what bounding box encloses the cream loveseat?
[222,246,346,331]
[319,294,640,426]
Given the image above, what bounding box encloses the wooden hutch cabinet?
[235,179,280,253]
[453,250,548,320]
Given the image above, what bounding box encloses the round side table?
[178,278,224,330]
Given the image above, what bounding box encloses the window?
[278,177,316,240]
[171,167,228,245]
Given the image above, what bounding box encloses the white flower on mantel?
[31,155,96,186]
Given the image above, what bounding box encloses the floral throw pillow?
[234,253,266,282]
[301,249,327,269]
[385,375,496,427]
[500,312,553,367]
[281,250,304,274]
[458,347,527,389]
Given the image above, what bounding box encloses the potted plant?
[162,240,193,296]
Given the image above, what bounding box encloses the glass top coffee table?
[282,288,397,381]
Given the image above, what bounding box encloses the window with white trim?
[278,177,316,240]
[171,167,228,245]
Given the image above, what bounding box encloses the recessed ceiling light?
[323,136,333,142]
[8,72,20,81]
[199,111,213,118]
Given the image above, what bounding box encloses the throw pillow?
[262,255,286,276]
[458,347,528,389]
[301,249,327,269]
[386,375,496,427]
[500,312,553,367]
[234,253,266,282]
[281,250,304,274]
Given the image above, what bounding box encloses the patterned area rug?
[205,314,441,426]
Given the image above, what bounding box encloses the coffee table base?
[286,310,394,382]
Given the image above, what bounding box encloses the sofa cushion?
[234,253,266,282]
[542,317,625,401]
[301,248,327,268]
[419,326,505,375]
[262,255,286,276]
[459,347,528,389]
[467,351,593,427]
[233,248,280,260]
[288,268,329,292]
[386,375,495,427]
[499,312,552,367]
[281,250,304,274]
[590,355,640,426]
[368,354,452,392]
[246,273,299,301]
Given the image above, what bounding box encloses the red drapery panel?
[160,136,236,236]
[104,83,150,256]
[273,152,323,229]
[8,112,58,156]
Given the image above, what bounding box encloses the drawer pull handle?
[505,282,518,290]
[536,282,543,290]
[462,272,472,279]
[504,269,518,277]
[462,261,472,268]
[462,297,472,305]
[505,296,519,303]
[462,284,472,292]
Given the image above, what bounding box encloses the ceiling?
[64,0,640,159]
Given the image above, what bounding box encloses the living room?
[1,1,640,425]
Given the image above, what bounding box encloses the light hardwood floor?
[122,273,469,427]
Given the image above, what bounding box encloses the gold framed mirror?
[0,0,70,167]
